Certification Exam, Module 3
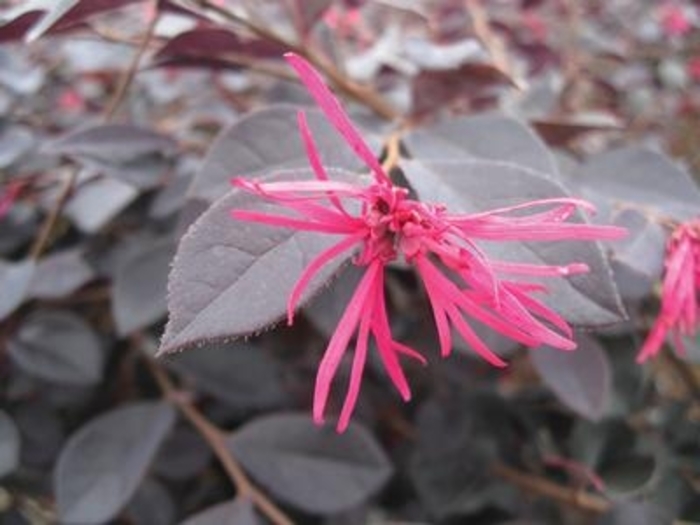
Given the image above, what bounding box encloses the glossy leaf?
[226,413,392,514]
[160,169,356,354]
[8,310,105,386]
[532,334,612,421]
[54,401,176,524]
[401,158,626,326]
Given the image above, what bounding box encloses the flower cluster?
[231,53,626,431]
[638,218,699,362]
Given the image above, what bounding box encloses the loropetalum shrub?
[2,1,700,524]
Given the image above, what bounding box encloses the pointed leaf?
[189,105,365,203]
[404,113,558,178]
[532,334,611,421]
[160,169,356,354]
[24,0,79,42]
[402,159,625,325]
[575,147,700,222]
[226,413,392,514]
[54,401,176,524]
[8,310,105,386]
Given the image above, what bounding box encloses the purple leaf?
[0,410,20,478]
[0,259,35,321]
[189,105,365,203]
[161,168,357,354]
[404,113,558,177]
[45,124,177,189]
[125,478,176,525]
[180,498,260,525]
[153,27,286,68]
[54,401,176,524]
[8,310,105,386]
[153,427,212,482]
[166,341,286,410]
[0,126,35,169]
[575,147,700,222]
[112,238,175,337]
[532,334,611,421]
[65,174,139,233]
[0,0,143,43]
[25,0,80,42]
[411,63,512,116]
[401,159,626,326]
[29,249,94,300]
[226,413,392,514]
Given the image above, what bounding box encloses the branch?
[102,1,160,121]
[661,351,700,401]
[142,354,294,525]
[190,0,400,120]
[492,462,611,514]
[464,0,524,90]
[29,168,78,260]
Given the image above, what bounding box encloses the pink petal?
[313,262,380,424]
[231,210,357,234]
[491,260,590,277]
[336,311,371,433]
[444,302,508,367]
[284,53,391,185]
[297,110,349,216]
[287,231,366,324]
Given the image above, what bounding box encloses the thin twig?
[492,462,611,514]
[102,1,160,121]
[662,351,700,401]
[191,0,400,120]
[29,169,78,260]
[142,356,294,525]
[464,0,524,90]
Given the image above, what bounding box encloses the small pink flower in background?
[0,180,24,220]
[688,56,700,81]
[637,218,699,363]
[231,53,626,431]
[659,3,692,37]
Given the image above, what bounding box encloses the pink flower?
[659,4,692,37]
[231,53,627,431]
[637,219,699,362]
